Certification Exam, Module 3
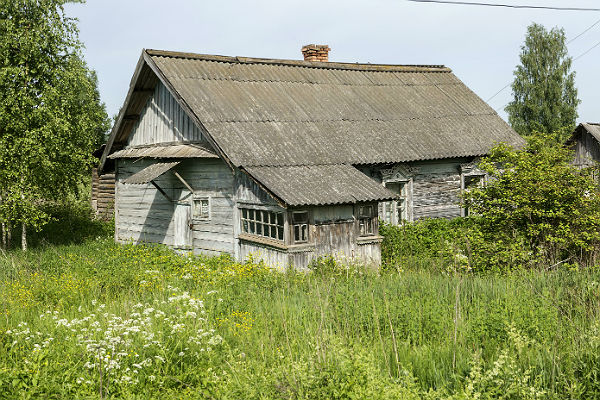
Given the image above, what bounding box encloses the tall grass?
[2,235,600,398]
[1,208,600,397]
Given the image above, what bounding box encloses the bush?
[464,132,600,268]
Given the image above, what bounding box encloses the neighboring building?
[91,144,115,220]
[570,122,600,168]
[98,46,524,269]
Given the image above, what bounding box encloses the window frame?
[461,173,486,217]
[291,211,309,244]
[192,196,211,220]
[239,206,285,242]
[357,203,377,237]
[382,179,412,225]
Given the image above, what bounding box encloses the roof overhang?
[123,161,181,184]
[98,50,232,173]
[109,143,219,159]
[243,164,398,207]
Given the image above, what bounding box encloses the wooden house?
[91,144,115,220]
[98,46,524,269]
[570,122,600,168]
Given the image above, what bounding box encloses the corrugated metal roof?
[244,164,398,206]
[582,123,600,142]
[146,50,524,167]
[123,161,180,184]
[109,143,218,159]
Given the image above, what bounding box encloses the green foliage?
[3,236,600,398]
[464,132,600,268]
[380,218,474,272]
[0,0,110,247]
[506,23,579,138]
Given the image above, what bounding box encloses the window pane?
[242,220,248,233]
[249,221,255,234]
[277,213,283,226]
[277,227,283,240]
[242,209,247,219]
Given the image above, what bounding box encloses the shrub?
[464,132,600,268]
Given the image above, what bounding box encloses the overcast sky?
[65,0,599,125]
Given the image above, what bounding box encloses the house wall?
[91,167,115,220]
[234,172,382,269]
[572,131,600,167]
[115,158,235,256]
[127,81,206,147]
[360,158,472,221]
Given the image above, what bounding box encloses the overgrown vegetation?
[0,211,600,398]
[384,133,600,273]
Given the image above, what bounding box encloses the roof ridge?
[145,49,452,73]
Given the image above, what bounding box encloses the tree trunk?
[6,222,11,248]
[1,222,5,250]
[21,222,27,251]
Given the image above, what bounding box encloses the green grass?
[1,217,600,398]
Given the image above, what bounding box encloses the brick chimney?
[301,44,331,62]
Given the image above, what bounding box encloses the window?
[240,208,284,241]
[383,181,409,225]
[292,211,309,243]
[462,174,485,217]
[193,197,210,219]
[358,205,376,236]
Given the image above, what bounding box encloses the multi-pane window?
[358,205,376,236]
[383,181,408,225]
[292,211,309,243]
[193,197,210,219]
[240,208,284,241]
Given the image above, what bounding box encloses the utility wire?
[574,39,600,60]
[406,0,600,11]
[486,17,600,103]
[567,18,600,44]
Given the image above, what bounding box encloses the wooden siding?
[236,200,382,270]
[91,167,115,220]
[411,162,462,219]
[116,158,235,255]
[573,131,600,167]
[234,170,279,206]
[364,159,468,221]
[127,81,205,147]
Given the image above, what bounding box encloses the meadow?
[1,212,600,398]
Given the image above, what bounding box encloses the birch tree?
[506,23,579,139]
[0,0,109,250]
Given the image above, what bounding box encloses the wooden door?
[173,201,192,249]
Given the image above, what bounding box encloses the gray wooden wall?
[572,131,600,167]
[115,158,235,256]
[411,161,462,219]
[91,167,115,221]
[361,158,469,221]
[127,81,205,147]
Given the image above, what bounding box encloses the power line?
[485,83,511,102]
[486,17,600,103]
[406,0,600,11]
[574,39,600,60]
[567,18,600,44]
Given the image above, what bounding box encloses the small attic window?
[193,197,210,220]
